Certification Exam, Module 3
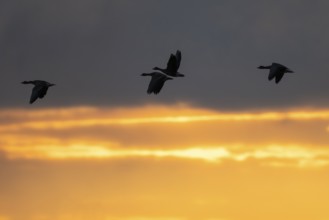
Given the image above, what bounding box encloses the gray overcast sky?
[1,0,329,110]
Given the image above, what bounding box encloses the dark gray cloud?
[1,0,329,110]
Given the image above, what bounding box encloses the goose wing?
[147,73,168,94]
[30,85,48,104]
[268,64,285,81]
[275,72,285,83]
[38,86,49,98]
[166,54,178,73]
[30,85,42,104]
[175,50,182,69]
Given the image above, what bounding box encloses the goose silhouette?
[258,63,294,84]
[22,80,55,104]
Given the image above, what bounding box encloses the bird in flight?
[153,50,184,77]
[258,63,294,84]
[21,80,55,104]
[141,72,173,94]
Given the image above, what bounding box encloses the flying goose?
[141,72,173,94]
[22,80,55,104]
[153,50,184,77]
[258,63,294,84]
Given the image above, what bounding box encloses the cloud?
[4,105,329,131]
[0,107,329,156]
[1,105,329,168]
[103,217,185,220]
[2,144,329,168]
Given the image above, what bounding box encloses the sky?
[1,1,329,220]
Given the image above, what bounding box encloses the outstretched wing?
[275,72,285,84]
[175,50,182,69]
[147,74,167,94]
[268,65,285,82]
[30,85,48,104]
[166,54,178,72]
[30,86,42,104]
[38,86,49,98]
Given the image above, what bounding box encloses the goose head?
[141,73,149,76]
[258,65,271,69]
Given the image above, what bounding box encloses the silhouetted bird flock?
[22,50,294,104]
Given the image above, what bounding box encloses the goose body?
[258,63,294,84]
[153,50,184,77]
[22,80,55,104]
[141,72,173,94]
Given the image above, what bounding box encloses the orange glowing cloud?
[2,143,329,168]
[104,217,185,220]
[2,105,329,131]
[1,104,329,168]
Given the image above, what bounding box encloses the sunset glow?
[1,105,329,165]
[1,105,329,220]
[3,106,329,131]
